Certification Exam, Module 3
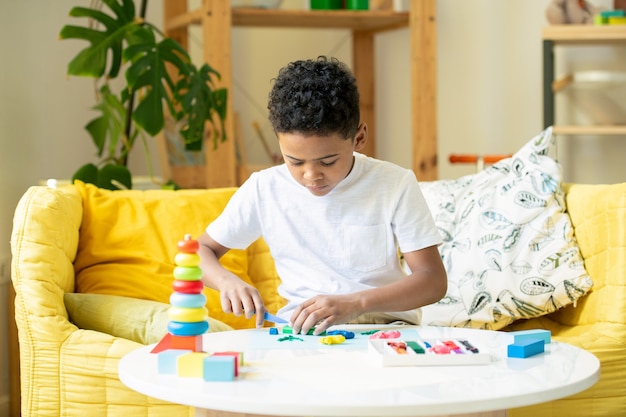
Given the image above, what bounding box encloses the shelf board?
[553,125,626,135]
[542,24,626,44]
[166,8,409,33]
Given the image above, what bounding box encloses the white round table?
[119,325,599,417]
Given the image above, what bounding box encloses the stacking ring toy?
[173,266,202,281]
[174,253,201,267]
[168,306,207,322]
[168,320,209,336]
[172,280,204,294]
[170,292,206,308]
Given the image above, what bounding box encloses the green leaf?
[85,86,128,160]
[72,163,99,186]
[97,163,132,190]
[175,63,227,151]
[59,0,138,78]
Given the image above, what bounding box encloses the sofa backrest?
[14,182,285,331]
[550,183,626,327]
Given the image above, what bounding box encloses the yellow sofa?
[10,181,626,417]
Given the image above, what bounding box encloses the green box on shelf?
[310,0,343,9]
[346,0,369,10]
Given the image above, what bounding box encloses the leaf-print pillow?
[419,127,592,330]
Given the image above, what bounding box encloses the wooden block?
[507,339,545,358]
[203,355,236,382]
[178,352,209,377]
[151,333,203,353]
[212,352,243,375]
[158,349,192,374]
[510,329,551,345]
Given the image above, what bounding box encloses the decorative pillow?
[64,293,233,345]
[420,127,593,330]
[73,181,284,330]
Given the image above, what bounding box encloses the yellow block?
[177,352,209,378]
[609,16,626,24]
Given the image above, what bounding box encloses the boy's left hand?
[289,294,361,336]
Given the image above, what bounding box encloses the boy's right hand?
[218,277,266,328]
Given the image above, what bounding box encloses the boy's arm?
[290,245,447,335]
[197,231,266,328]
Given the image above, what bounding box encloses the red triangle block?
[150,333,204,354]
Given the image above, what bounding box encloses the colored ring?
[174,253,201,267]
[173,266,202,281]
[172,280,204,294]
[168,306,207,322]
[168,320,209,336]
[170,292,206,308]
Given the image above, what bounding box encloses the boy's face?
[278,124,367,197]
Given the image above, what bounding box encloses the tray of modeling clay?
[368,338,493,366]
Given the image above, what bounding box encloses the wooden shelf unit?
[543,24,626,135]
[163,1,438,187]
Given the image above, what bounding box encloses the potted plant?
[60,0,227,190]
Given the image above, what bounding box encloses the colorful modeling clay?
[277,335,304,342]
[326,330,355,339]
[369,330,402,339]
[387,341,408,354]
[319,335,346,345]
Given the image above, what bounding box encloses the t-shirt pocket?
[344,224,387,272]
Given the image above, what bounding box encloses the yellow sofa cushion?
[72,181,284,329]
[506,182,626,417]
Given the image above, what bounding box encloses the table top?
[119,325,599,417]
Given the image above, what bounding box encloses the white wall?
[1,0,624,413]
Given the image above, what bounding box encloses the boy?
[198,56,447,335]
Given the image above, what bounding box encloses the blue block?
[510,329,551,345]
[203,355,236,381]
[158,349,192,374]
[507,339,545,358]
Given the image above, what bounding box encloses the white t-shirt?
[207,152,442,323]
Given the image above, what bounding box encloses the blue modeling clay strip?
[264,311,288,324]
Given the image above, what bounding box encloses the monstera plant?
[60,0,227,189]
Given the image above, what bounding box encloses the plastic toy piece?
[509,329,551,345]
[174,252,201,267]
[319,335,346,345]
[269,327,279,335]
[203,355,236,382]
[264,311,288,324]
[167,320,209,336]
[173,265,203,281]
[172,279,204,294]
[177,234,200,253]
[507,339,545,358]
[170,292,207,308]
[168,306,208,323]
[158,349,192,374]
[151,333,204,353]
[178,352,209,378]
[326,330,355,339]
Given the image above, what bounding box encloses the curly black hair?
[268,56,360,140]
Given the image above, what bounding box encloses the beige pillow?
[64,293,233,345]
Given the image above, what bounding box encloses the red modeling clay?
[369,330,402,339]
